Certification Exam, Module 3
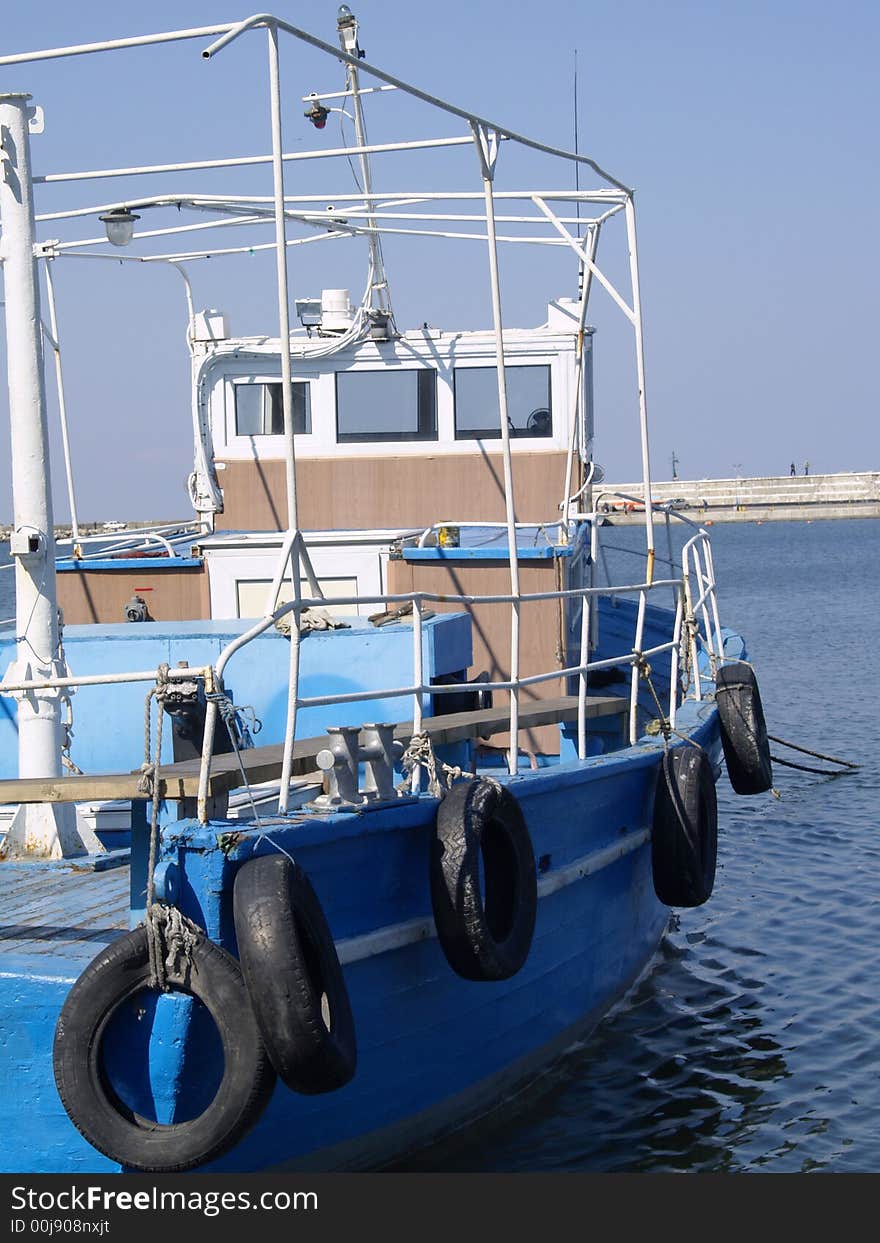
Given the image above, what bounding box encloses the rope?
[770,754,853,777]
[144,903,203,992]
[206,688,263,826]
[133,665,203,990]
[637,653,706,873]
[203,689,302,867]
[767,734,860,770]
[396,732,502,799]
[397,732,464,798]
[636,654,703,755]
[204,689,260,750]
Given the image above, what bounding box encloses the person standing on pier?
[790,462,796,475]
[804,461,810,475]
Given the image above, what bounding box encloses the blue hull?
[0,699,720,1173]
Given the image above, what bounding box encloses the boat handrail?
[415,520,567,549]
[0,564,722,820]
[587,491,711,534]
[196,565,710,818]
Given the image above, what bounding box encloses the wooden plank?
[0,694,627,805]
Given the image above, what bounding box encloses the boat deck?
[0,862,129,976]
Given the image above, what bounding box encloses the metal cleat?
[360,723,404,802]
[312,725,364,810]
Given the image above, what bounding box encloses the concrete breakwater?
[597,471,880,523]
[1,474,877,538]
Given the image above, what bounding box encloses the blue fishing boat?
[0,10,772,1173]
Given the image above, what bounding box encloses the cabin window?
[453,365,552,440]
[335,369,437,443]
[234,381,311,436]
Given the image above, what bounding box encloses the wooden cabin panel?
[387,558,565,755]
[56,565,210,626]
[215,451,569,532]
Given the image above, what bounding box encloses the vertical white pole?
[624,197,656,585]
[340,12,392,322]
[0,95,100,857]
[629,590,647,744]
[668,590,684,729]
[266,25,298,536]
[43,259,81,547]
[411,598,424,794]
[577,588,591,760]
[473,125,521,776]
[267,25,312,802]
[0,96,62,777]
[561,224,598,528]
[277,549,302,814]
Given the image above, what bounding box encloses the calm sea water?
[406,518,880,1172]
[1,520,878,1172]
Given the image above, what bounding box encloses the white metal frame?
[0,12,726,845]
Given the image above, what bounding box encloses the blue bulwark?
[0,614,472,780]
[403,545,571,562]
[56,557,203,571]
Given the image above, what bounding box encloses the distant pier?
[598,471,880,524]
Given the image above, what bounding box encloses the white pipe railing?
[0,555,715,819]
[0,664,213,696]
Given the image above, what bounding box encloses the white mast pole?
[337,8,393,324]
[0,94,100,858]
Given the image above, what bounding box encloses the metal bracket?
[471,122,500,181]
[27,106,44,134]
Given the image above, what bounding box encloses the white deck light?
[98,207,139,246]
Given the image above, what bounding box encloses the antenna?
[574,49,583,300]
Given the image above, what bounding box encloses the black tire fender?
[53,926,276,1172]
[715,661,773,794]
[233,854,356,1095]
[651,746,718,908]
[430,779,537,981]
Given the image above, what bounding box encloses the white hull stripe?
[336,827,651,966]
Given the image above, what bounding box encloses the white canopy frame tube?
[96,226,568,267]
[0,25,235,68]
[560,223,599,531]
[203,14,632,195]
[57,230,351,269]
[533,196,634,324]
[624,196,656,582]
[45,207,601,256]
[34,135,477,186]
[41,261,80,548]
[0,15,719,826]
[36,187,627,227]
[472,122,521,776]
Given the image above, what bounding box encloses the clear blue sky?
[0,1,878,521]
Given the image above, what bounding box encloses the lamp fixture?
[98,207,140,247]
